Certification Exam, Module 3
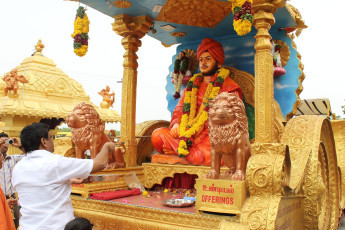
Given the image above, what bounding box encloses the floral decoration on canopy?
[230,0,253,36]
[71,6,89,57]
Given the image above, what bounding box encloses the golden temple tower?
[0,39,120,154]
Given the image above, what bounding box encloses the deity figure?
[98,86,115,108]
[272,40,286,76]
[151,38,242,166]
[2,69,28,97]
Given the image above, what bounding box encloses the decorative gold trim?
[113,0,132,8]
[245,143,289,196]
[156,0,232,28]
[240,195,281,229]
[281,115,340,229]
[161,42,172,47]
[331,120,345,209]
[143,163,229,188]
[171,32,186,37]
[112,14,153,167]
[285,35,305,120]
[72,167,144,197]
[72,196,236,229]
[285,3,308,36]
[135,120,170,165]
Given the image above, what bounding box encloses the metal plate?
[162,199,195,208]
[89,175,119,182]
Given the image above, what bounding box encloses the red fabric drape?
[156,173,198,190]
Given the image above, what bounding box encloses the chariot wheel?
[281,115,340,229]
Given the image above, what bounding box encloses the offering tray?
[89,174,119,182]
[163,198,195,208]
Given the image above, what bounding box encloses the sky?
[0,0,344,131]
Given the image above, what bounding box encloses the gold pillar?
[112,14,153,167]
[252,0,285,143]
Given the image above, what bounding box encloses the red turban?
[197,38,225,66]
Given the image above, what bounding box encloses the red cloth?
[89,188,140,200]
[151,75,242,166]
[197,38,225,65]
[162,173,198,189]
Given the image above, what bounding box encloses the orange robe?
[0,188,16,230]
[152,76,242,166]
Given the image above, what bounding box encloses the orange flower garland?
[177,68,230,157]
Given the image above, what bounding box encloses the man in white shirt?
[12,123,116,230]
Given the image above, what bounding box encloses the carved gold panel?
[331,120,345,209]
[245,143,289,196]
[171,32,186,37]
[72,167,144,197]
[241,195,281,230]
[281,115,340,230]
[143,163,229,188]
[72,196,237,229]
[156,0,232,28]
[113,0,132,9]
[195,179,247,215]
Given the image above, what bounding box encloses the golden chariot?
[2,0,345,229]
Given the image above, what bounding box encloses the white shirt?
[12,150,93,230]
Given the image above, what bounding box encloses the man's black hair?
[20,123,50,153]
[64,217,93,230]
[0,132,9,138]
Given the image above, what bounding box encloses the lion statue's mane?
[208,93,249,150]
[206,92,251,180]
[70,103,105,151]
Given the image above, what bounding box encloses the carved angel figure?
[98,86,115,108]
[2,69,29,97]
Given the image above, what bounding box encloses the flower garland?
[71,6,89,57]
[177,68,230,157]
[173,54,189,100]
[231,0,253,36]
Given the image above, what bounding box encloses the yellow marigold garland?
[71,6,89,57]
[230,0,253,36]
[177,68,230,157]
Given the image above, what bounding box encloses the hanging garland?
[173,52,189,100]
[177,68,230,157]
[231,0,253,36]
[71,6,89,57]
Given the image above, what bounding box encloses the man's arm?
[91,142,116,173]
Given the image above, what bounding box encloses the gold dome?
[0,47,120,130]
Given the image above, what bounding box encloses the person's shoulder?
[12,157,26,174]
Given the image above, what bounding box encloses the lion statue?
[66,103,126,169]
[205,92,251,180]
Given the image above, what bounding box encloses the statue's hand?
[170,123,180,138]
